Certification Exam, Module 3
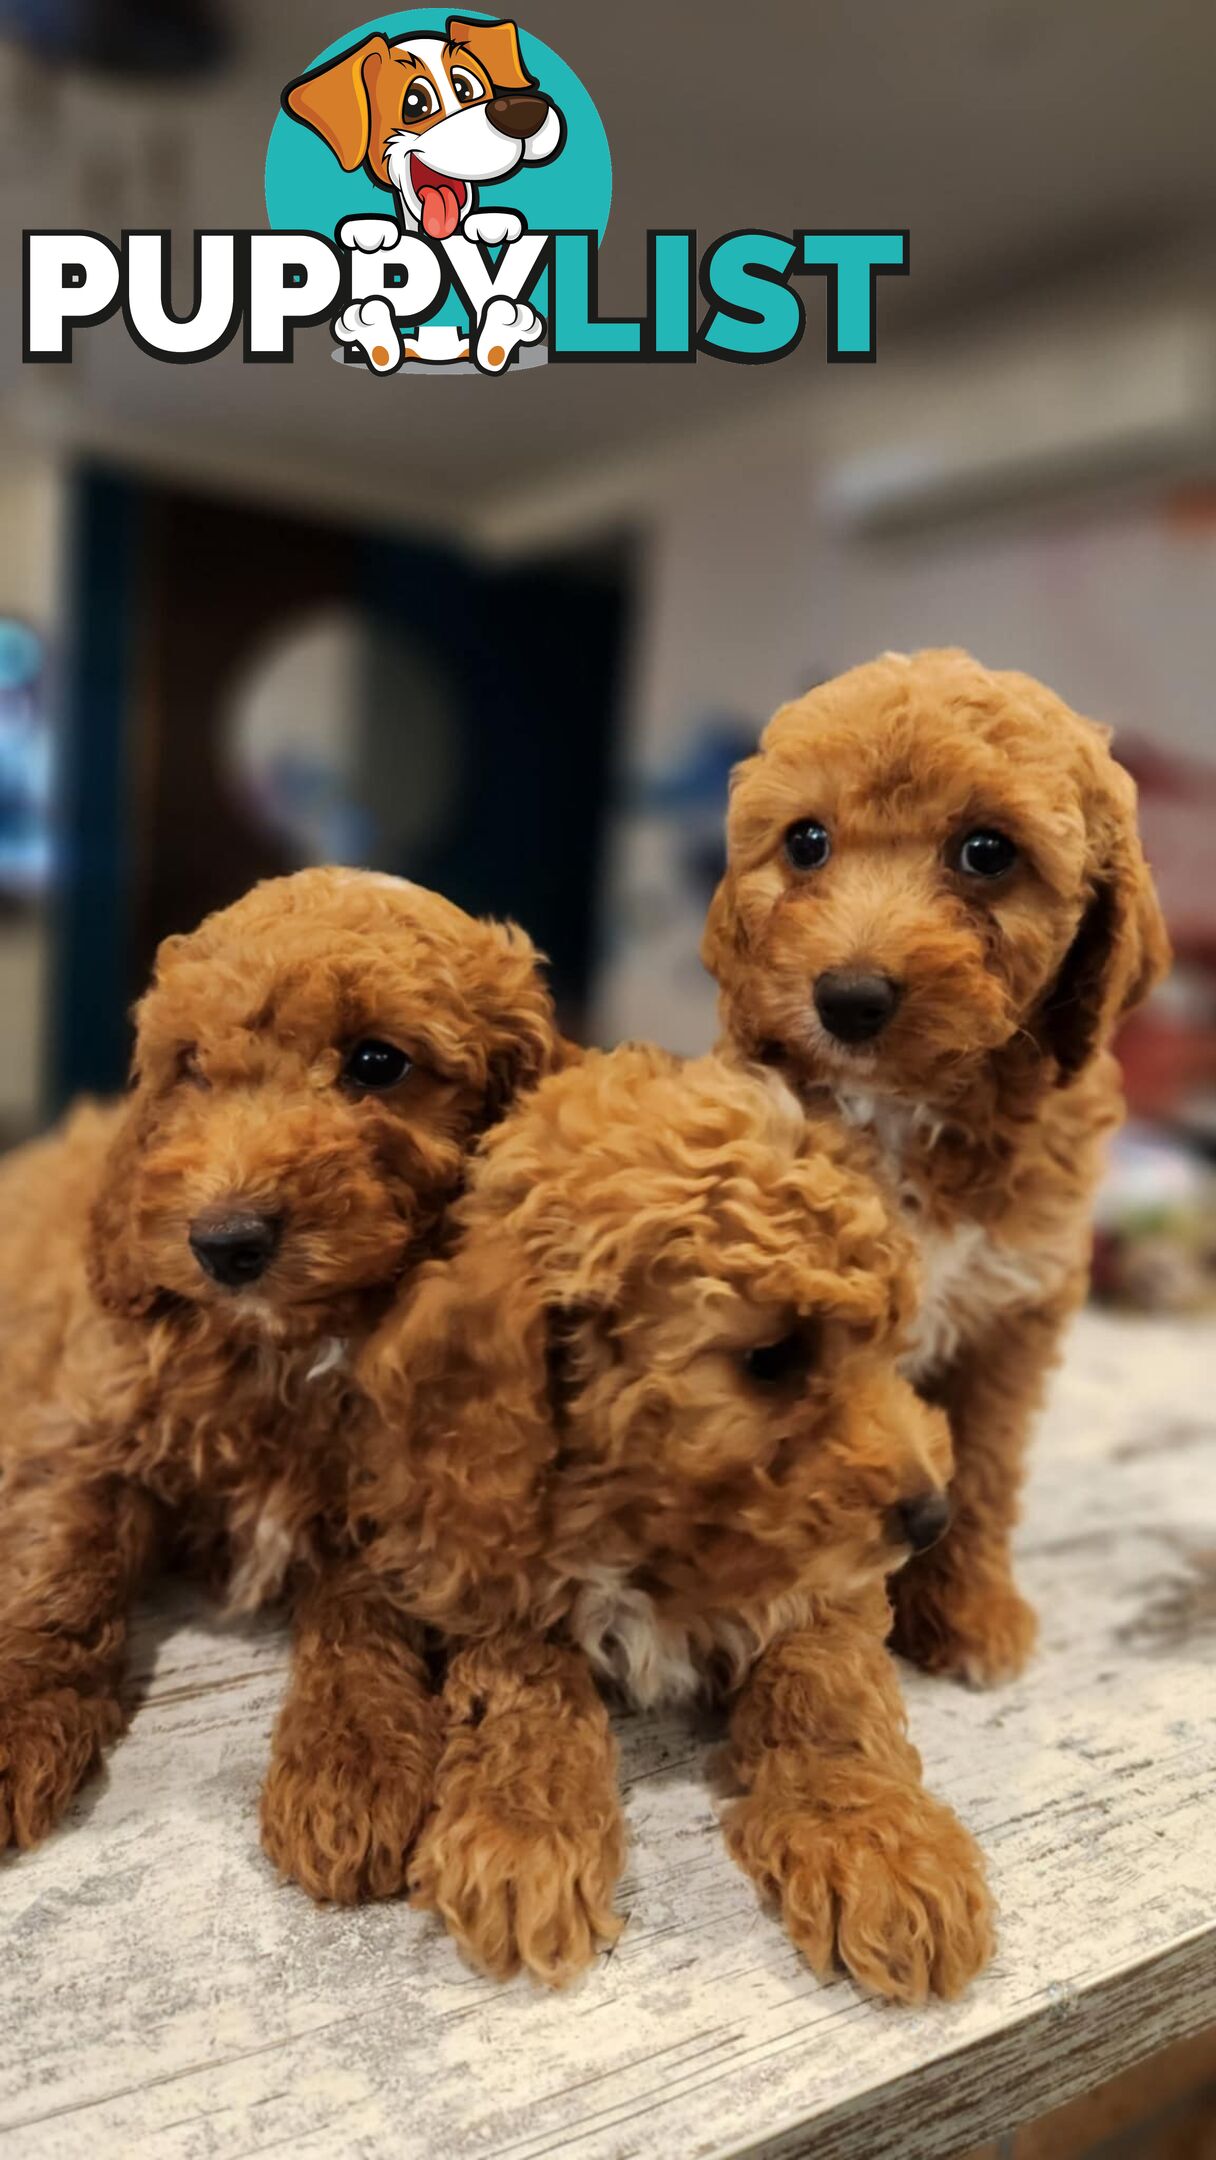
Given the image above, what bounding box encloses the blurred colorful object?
[1114,738,1216,1143]
[0,618,52,899]
[2,0,231,79]
[1122,739,1216,970]
[1093,1124,1216,1314]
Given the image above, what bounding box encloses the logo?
[23,13,909,377]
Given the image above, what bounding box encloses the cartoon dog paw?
[462,209,526,248]
[338,215,401,254]
[335,298,402,374]
[475,296,544,375]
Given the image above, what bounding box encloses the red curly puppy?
[360,1046,995,2002]
[0,867,560,1894]
[703,649,1169,1684]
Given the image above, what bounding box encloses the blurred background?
[0,0,1214,1308]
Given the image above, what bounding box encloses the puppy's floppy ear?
[85,1094,159,1320]
[447,16,534,91]
[475,918,563,1122]
[282,33,391,172]
[1039,749,1171,1081]
[360,1224,559,1613]
[700,872,748,982]
[701,748,766,994]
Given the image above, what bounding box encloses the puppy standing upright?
[704,650,1169,1684]
[0,868,559,1891]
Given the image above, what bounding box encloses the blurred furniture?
[1,1310,1213,2160]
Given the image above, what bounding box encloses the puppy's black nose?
[487,92,551,140]
[188,1212,281,1289]
[813,969,902,1045]
[889,1491,951,1554]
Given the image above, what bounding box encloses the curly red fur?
[410,1632,625,1986]
[361,1047,993,1999]
[0,867,560,1884]
[702,650,1169,1684]
[724,1588,994,2003]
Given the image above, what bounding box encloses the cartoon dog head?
[284,17,565,238]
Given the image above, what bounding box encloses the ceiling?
[2,0,1215,531]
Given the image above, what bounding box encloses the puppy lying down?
[0,867,560,1888]
[359,1045,995,2002]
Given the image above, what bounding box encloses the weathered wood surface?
[1,1311,1213,2160]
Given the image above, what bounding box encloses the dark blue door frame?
[46,468,142,1113]
[46,471,628,1116]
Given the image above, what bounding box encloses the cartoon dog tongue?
[412,161,465,240]
[419,182,461,238]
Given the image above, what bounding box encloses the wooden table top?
[1,1310,1213,2160]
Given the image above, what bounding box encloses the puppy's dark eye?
[957,829,1017,879]
[343,1040,412,1092]
[450,67,481,103]
[402,77,436,120]
[741,1329,814,1387]
[785,820,831,872]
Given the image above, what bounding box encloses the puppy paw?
[334,298,402,374]
[463,209,525,246]
[0,1687,124,1852]
[726,1784,995,2003]
[474,296,543,374]
[892,1570,1038,1688]
[338,215,401,253]
[410,1799,624,1986]
[261,1723,434,1904]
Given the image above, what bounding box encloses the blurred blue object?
[0,618,53,897]
[1,0,231,78]
[0,620,41,696]
[639,717,758,903]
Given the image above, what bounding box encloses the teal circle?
[265,12,610,247]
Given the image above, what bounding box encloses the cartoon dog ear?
[282,33,391,171]
[447,15,534,90]
[1038,753,1171,1081]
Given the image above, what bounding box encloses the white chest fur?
[226,1495,300,1614]
[833,1087,1057,1382]
[569,1574,709,1707]
[568,1572,816,1711]
[901,1220,1054,1382]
